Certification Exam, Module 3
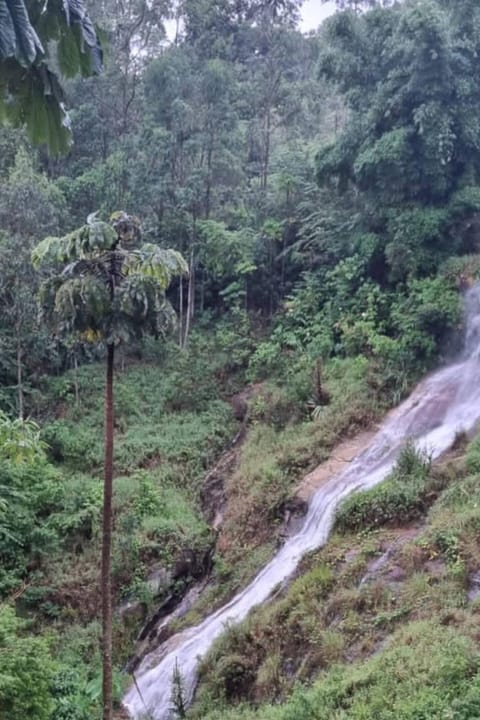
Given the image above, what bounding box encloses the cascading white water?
[124,284,480,720]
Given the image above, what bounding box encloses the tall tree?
[316,0,480,282]
[0,146,66,413]
[31,211,187,720]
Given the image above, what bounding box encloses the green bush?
[248,341,285,381]
[0,605,57,720]
[41,420,101,468]
[389,277,460,371]
[0,457,64,594]
[250,384,303,428]
[466,435,480,473]
[335,443,434,533]
[439,253,480,285]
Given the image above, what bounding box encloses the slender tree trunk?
[102,343,115,720]
[73,352,80,406]
[179,277,184,349]
[16,337,23,421]
[205,142,213,219]
[200,268,205,314]
[262,106,271,190]
[183,234,195,348]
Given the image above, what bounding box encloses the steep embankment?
[191,437,480,720]
[10,317,388,720]
[124,286,480,720]
[122,360,386,676]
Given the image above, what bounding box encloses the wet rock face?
[282,497,309,533]
[173,548,211,581]
[277,497,309,544]
[200,433,244,527]
[467,570,480,602]
[147,565,172,595]
[282,497,309,516]
[231,394,248,422]
[124,548,215,674]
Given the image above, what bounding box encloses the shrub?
[0,605,57,720]
[0,457,64,593]
[196,622,480,720]
[466,435,480,473]
[250,384,303,428]
[41,420,101,468]
[335,443,434,532]
[390,277,461,364]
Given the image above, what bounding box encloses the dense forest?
[3,0,480,718]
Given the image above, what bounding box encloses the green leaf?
[124,245,188,288]
[0,0,102,154]
[57,28,82,78]
[0,0,16,59]
[5,0,43,65]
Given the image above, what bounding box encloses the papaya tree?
[31,211,187,720]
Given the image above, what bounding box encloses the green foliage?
[0,410,45,462]
[0,455,63,594]
[33,212,187,347]
[0,411,64,593]
[0,604,57,720]
[440,254,480,285]
[132,479,211,565]
[196,618,480,720]
[50,668,92,720]
[390,278,460,358]
[0,0,102,153]
[253,270,461,406]
[0,148,67,414]
[41,420,101,467]
[465,434,480,474]
[34,351,233,609]
[335,443,434,533]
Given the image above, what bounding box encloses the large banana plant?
[0,0,103,153]
[32,211,187,720]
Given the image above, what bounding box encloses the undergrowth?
[335,442,436,532]
[191,439,480,719]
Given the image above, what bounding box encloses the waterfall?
[123,284,480,720]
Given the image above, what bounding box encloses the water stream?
[124,284,480,720]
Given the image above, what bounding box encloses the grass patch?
[335,442,436,533]
[218,357,385,564]
[195,620,480,720]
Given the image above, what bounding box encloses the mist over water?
[124,285,480,720]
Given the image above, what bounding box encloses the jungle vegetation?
[2,0,480,718]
